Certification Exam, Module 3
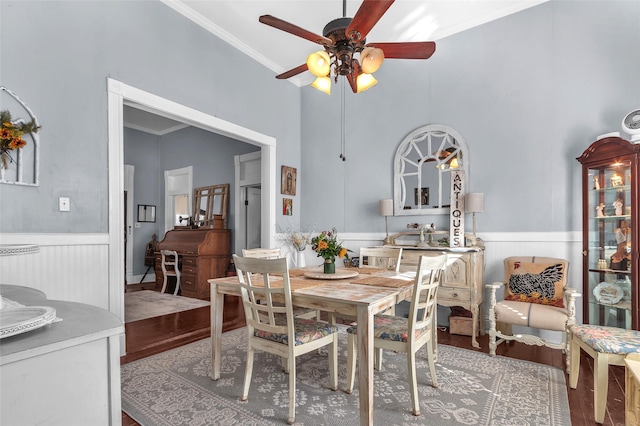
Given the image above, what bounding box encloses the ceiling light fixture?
[259,0,437,95]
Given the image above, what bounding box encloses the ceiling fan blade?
[346,73,358,93]
[259,15,332,46]
[346,0,395,42]
[276,64,309,80]
[366,41,436,59]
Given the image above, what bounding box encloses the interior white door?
[234,151,262,253]
[164,166,193,236]
[245,187,261,249]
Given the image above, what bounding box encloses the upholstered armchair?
[486,256,581,371]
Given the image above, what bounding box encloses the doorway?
[108,79,276,354]
[244,187,261,249]
[234,150,262,253]
[164,166,193,235]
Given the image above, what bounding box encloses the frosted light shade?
[311,76,331,95]
[465,193,484,213]
[356,73,377,93]
[306,51,331,77]
[379,199,393,216]
[360,47,384,74]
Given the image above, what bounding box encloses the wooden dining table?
[208,267,417,426]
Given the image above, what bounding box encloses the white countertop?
[0,284,124,365]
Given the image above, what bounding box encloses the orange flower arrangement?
[311,228,349,262]
[0,110,40,170]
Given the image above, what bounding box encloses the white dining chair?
[242,247,318,320]
[233,254,339,425]
[160,250,181,295]
[358,247,403,272]
[345,254,446,416]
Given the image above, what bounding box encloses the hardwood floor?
[121,286,626,425]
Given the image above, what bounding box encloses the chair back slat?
[359,247,403,272]
[409,254,446,335]
[233,254,292,336]
[242,248,282,259]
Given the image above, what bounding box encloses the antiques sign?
[450,171,465,247]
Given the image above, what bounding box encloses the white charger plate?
[0,306,57,339]
[304,270,359,280]
[593,282,624,305]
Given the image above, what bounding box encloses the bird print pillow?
[504,257,567,308]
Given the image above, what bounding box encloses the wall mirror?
[393,124,469,216]
[192,183,229,228]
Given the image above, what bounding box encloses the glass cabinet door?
[586,160,632,328]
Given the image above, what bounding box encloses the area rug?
[121,327,571,425]
[124,290,210,323]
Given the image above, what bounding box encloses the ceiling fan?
[259,0,436,95]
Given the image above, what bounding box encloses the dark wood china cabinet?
[577,136,639,330]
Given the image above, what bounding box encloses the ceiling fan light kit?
[360,46,384,74]
[311,76,332,95]
[306,51,331,77]
[259,0,436,95]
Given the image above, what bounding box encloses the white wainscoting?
[0,233,111,311]
[1,231,584,335]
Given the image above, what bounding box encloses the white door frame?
[124,164,134,283]
[107,79,276,351]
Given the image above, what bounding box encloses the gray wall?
[0,0,301,233]
[1,0,639,241]
[124,126,259,275]
[301,0,640,234]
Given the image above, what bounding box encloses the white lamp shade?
[311,76,331,95]
[360,47,384,74]
[306,51,331,77]
[379,199,393,216]
[465,193,484,213]
[356,73,377,93]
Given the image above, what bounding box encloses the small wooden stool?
[569,324,640,424]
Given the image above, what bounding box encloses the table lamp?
[379,199,393,245]
[465,193,484,246]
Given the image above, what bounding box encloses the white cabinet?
[397,246,485,348]
[0,285,124,425]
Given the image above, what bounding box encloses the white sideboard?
[0,284,124,425]
[389,245,486,348]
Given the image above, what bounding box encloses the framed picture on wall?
[283,198,293,216]
[281,165,297,196]
[414,187,429,206]
[137,204,156,222]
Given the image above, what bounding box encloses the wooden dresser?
[393,245,486,348]
[156,228,231,300]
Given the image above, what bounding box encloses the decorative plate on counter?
[593,282,624,305]
[304,270,359,280]
[0,306,57,339]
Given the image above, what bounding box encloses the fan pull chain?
[339,81,346,161]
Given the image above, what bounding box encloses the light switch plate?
[59,197,70,212]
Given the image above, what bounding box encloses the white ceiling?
[126,0,547,134]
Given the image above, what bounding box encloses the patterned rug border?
[122,327,571,425]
